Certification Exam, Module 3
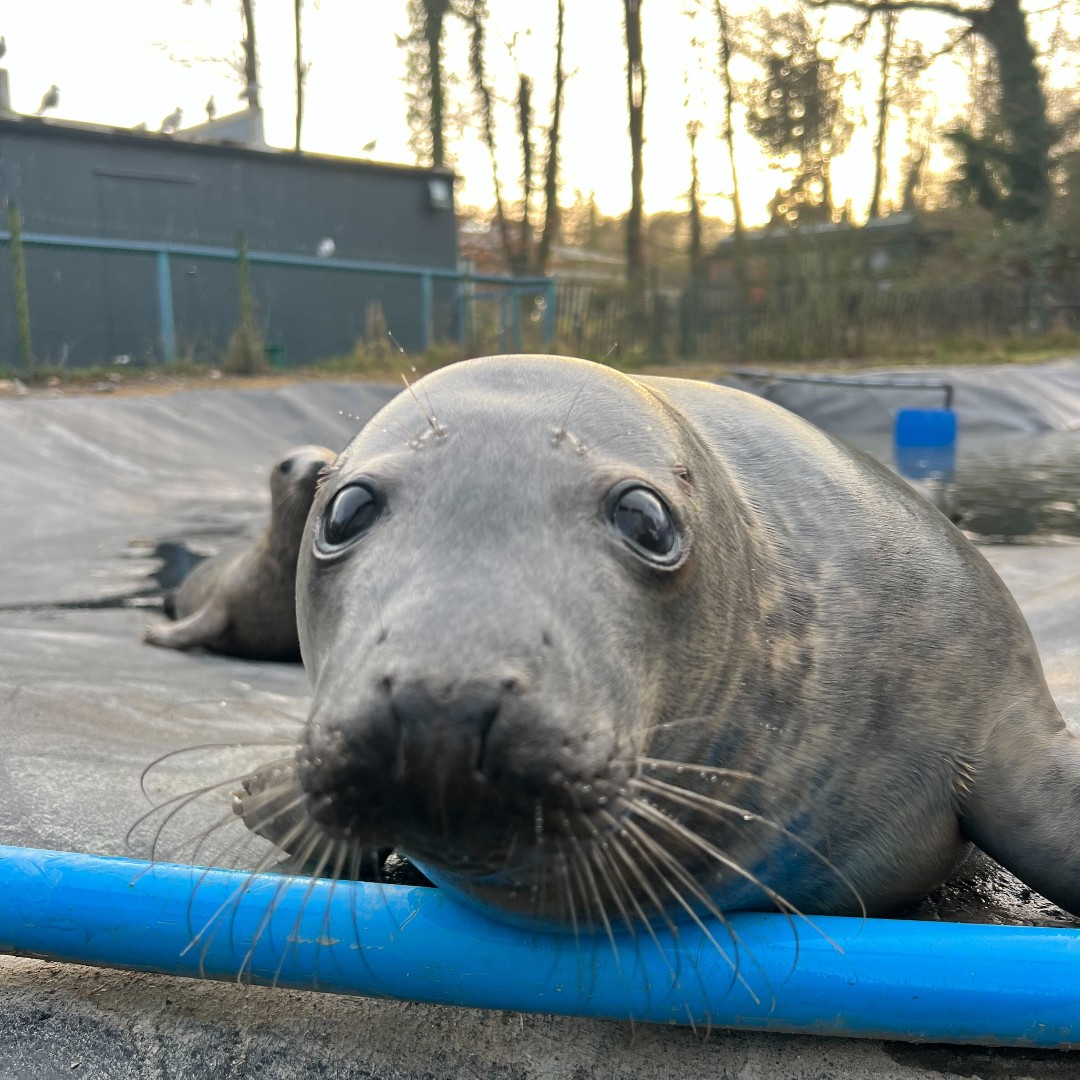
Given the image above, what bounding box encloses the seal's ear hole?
[607,483,681,565]
[318,482,383,552]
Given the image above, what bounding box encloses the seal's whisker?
[618,814,747,1020]
[560,833,607,994]
[182,812,314,971]
[632,774,866,920]
[560,814,621,980]
[628,797,843,958]
[619,814,762,1008]
[184,822,302,981]
[552,838,582,955]
[576,812,638,939]
[635,756,779,789]
[315,838,351,972]
[267,834,337,989]
[138,743,296,802]
[130,765,287,863]
[552,367,593,447]
[597,808,685,987]
[235,824,327,985]
[400,370,442,436]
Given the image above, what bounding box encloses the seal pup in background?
[144,445,336,662]
[236,355,1080,936]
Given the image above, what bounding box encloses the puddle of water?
[951,431,1080,544]
[148,540,208,593]
[858,429,1080,545]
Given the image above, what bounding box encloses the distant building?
[0,107,457,366]
[707,212,946,294]
[458,218,624,284]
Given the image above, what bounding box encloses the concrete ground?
[3,369,1080,1078]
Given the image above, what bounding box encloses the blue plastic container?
[894,407,958,481]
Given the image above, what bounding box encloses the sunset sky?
[2,1,1075,227]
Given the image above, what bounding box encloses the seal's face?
[268,445,339,551]
[295,357,742,925]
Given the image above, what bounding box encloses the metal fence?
[556,278,1080,363]
[0,229,557,370]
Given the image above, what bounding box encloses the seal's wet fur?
[244,356,1080,931]
[144,445,336,662]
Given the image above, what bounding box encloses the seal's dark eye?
[609,485,680,563]
[278,458,294,475]
[321,484,382,549]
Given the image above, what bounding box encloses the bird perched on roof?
[160,106,183,133]
[205,95,216,121]
[132,122,148,132]
[35,84,59,116]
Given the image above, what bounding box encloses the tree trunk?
[715,2,747,303]
[517,75,534,271]
[973,0,1051,222]
[293,0,304,152]
[424,0,451,170]
[462,1,513,268]
[815,0,1051,224]
[240,0,260,109]
[687,121,704,281]
[535,0,566,275]
[623,0,646,294]
[868,11,894,219]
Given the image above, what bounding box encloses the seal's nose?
[388,675,516,783]
[298,668,538,844]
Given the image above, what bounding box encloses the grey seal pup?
[241,355,1080,933]
[145,444,336,662]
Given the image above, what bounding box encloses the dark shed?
[0,116,458,366]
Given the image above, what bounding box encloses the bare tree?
[400,0,453,168]
[459,0,513,264]
[516,74,534,269]
[810,0,1052,224]
[745,7,853,224]
[714,2,747,295]
[293,0,306,151]
[535,0,566,274]
[687,120,704,279]
[623,0,646,291]
[239,0,260,107]
[868,11,896,218]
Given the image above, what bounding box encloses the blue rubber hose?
[1,845,1078,1047]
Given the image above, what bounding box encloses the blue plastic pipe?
[1,845,1078,1047]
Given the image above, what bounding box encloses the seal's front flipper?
[962,718,1080,918]
[142,602,229,651]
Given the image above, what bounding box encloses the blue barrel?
[894,407,958,481]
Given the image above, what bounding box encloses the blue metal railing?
[0,229,558,361]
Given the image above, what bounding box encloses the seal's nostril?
[475,705,501,778]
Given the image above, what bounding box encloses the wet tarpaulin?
[2,365,1080,1079]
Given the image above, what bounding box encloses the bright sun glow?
[1,0,1076,229]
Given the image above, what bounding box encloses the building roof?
[0,112,455,183]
